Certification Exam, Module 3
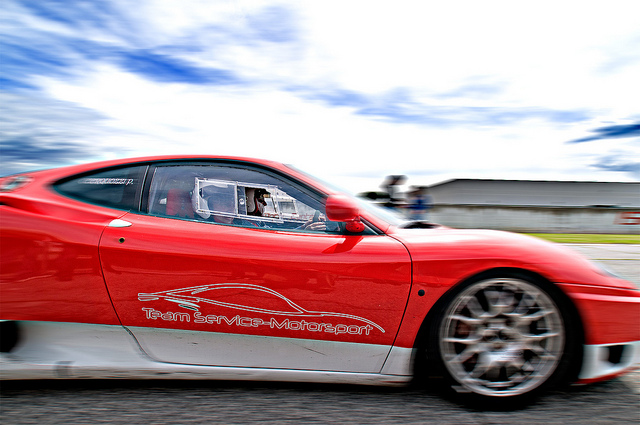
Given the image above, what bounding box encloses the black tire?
[426,272,579,405]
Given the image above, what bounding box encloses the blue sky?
[1,0,639,192]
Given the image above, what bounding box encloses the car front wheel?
[429,275,575,401]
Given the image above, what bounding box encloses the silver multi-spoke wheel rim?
[439,278,565,397]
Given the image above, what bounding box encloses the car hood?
[388,227,635,290]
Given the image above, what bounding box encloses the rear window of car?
[55,165,148,211]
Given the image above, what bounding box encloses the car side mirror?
[325,195,365,233]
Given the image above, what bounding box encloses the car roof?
[55,155,282,174]
[9,155,288,183]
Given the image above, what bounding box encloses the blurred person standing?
[408,186,432,221]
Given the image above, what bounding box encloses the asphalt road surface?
[566,243,640,288]
[2,244,639,424]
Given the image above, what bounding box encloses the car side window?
[147,164,341,233]
[55,165,147,211]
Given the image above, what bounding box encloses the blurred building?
[428,179,639,208]
[425,179,640,234]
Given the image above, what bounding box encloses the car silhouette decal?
[138,283,385,333]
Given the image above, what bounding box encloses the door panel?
[99,213,412,372]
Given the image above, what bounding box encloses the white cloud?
[4,0,639,191]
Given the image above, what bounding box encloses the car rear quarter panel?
[0,183,122,325]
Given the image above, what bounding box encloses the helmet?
[246,187,270,216]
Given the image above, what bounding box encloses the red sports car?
[1,155,638,403]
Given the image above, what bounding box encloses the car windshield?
[284,164,408,228]
[355,197,408,226]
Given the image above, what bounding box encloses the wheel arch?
[412,266,585,384]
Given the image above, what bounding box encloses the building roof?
[426,179,640,208]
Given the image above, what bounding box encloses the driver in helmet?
[246,188,270,217]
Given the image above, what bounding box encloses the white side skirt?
[0,321,413,386]
[129,325,391,372]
